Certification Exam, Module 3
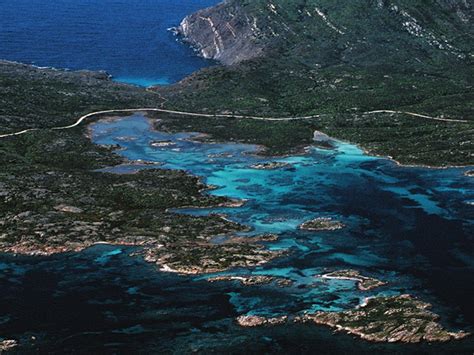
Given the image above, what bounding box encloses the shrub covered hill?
[158,0,474,166]
[171,0,473,116]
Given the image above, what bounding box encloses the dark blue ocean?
[0,0,218,86]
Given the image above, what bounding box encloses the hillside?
[156,0,474,166]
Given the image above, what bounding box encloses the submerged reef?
[207,275,293,287]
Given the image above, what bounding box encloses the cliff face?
[177,1,265,65]
[178,0,472,66]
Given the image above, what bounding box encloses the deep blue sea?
[0,0,218,86]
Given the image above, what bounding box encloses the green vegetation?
[0,61,164,133]
[155,112,473,166]
[159,0,474,166]
[302,295,470,343]
[0,62,277,272]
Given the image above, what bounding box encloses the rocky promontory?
[175,2,266,65]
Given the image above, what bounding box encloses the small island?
[250,162,291,170]
[236,294,470,343]
[465,170,474,177]
[298,295,470,343]
[207,275,293,287]
[299,217,345,231]
[319,269,387,291]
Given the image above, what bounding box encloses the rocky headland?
[175,2,266,65]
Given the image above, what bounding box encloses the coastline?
[1,0,473,349]
[2,102,472,169]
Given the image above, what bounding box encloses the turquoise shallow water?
[91,114,474,323]
[0,114,473,352]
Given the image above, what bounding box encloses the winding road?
[0,107,469,139]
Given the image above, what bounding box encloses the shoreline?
[2,107,472,170]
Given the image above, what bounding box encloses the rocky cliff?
[177,0,472,66]
[177,1,266,65]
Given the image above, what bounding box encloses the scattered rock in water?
[319,269,387,291]
[150,140,176,148]
[299,217,345,231]
[464,170,474,177]
[0,339,18,351]
[207,275,293,287]
[236,315,288,327]
[250,162,291,170]
[115,136,137,142]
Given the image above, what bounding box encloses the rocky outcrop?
[175,0,472,67]
[236,295,470,343]
[207,274,293,287]
[299,217,345,232]
[176,1,265,65]
[250,162,291,170]
[236,315,287,327]
[0,339,18,352]
[298,295,470,343]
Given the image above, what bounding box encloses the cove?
[0,0,219,86]
[90,114,474,325]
